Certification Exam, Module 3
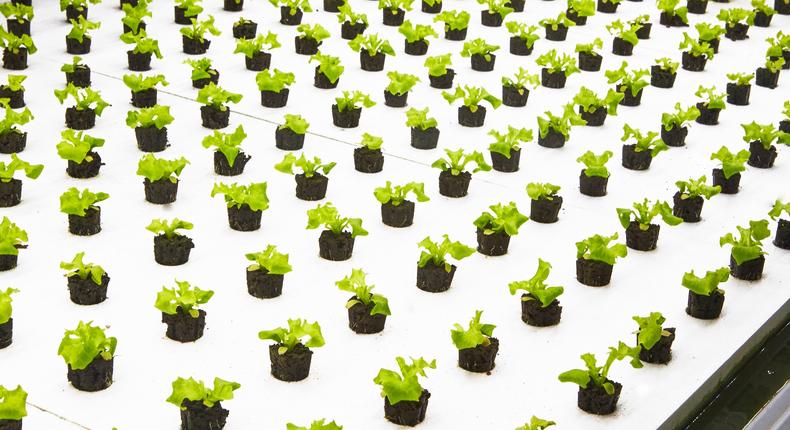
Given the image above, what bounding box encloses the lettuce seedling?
[126,105,174,130]
[66,16,100,43]
[501,67,540,92]
[535,49,580,77]
[676,176,721,199]
[119,30,163,58]
[1,75,25,91]
[234,32,281,58]
[621,125,669,157]
[175,0,204,17]
[488,126,532,158]
[270,0,313,14]
[338,3,367,25]
[335,91,375,112]
[405,107,437,130]
[196,83,242,111]
[431,148,491,175]
[374,181,429,206]
[146,218,193,239]
[506,22,540,49]
[606,61,650,96]
[373,356,436,405]
[710,146,749,179]
[258,319,325,355]
[661,103,699,130]
[357,133,383,150]
[184,57,217,81]
[399,21,438,43]
[336,268,391,316]
[726,72,754,86]
[741,121,790,149]
[577,150,613,178]
[752,0,776,15]
[654,57,679,74]
[0,385,26,421]
[121,1,151,34]
[716,8,755,27]
[682,267,729,296]
[769,200,790,220]
[0,99,33,134]
[0,3,34,23]
[575,38,603,55]
[508,258,564,307]
[287,419,343,430]
[435,10,470,31]
[762,57,786,74]
[633,312,672,350]
[478,0,513,17]
[59,0,101,12]
[59,188,109,217]
[166,377,240,409]
[137,154,188,183]
[53,83,110,115]
[306,203,368,237]
[155,280,213,317]
[537,104,586,139]
[277,114,309,136]
[0,27,37,55]
[558,342,643,394]
[474,202,528,236]
[296,23,330,43]
[0,217,26,257]
[442,86,501,112]
[255,68,295,93]
[245,245,292,274]
[275,153,336,178]
[695,22,725,44]
[386,71,420,96]
[657,0,688,21]
[606,19,639,46]
[57,129,104,164]
[201,125,247,167]
[379,0,414,12]
[180,15,220,42]
[460,38,499,61]
[424,54,452,77]
[348,34,395,57]
[526,183,560,201]
[0,288,19,324]
[539,12,575,31]
[516,416,555,430]
[573,87,623,115]
[122,73,168,93]
[617,199,682,230]
[60,252,104,285]
[451,310,495,349]
[576,233,627,265]
[211,182,269,211]
[310,52,345,84]
[695,86,726,110]
[679,32,714,59]
[719,219,770,265]
[57,321,117,370]
[418,234,475,271]
[568,0,595,15]
[0,153,43,182]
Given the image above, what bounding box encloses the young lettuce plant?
[617,199,682,251]
[147,218,195,266]
[651,57,680,88]
[310,52,345,88]
[432,148,491,197]
[605,20,640,56]
[59,187,109,236]
[136,154,188,205]
[673,176,720,223]
[120,1,151,34]
[633,312,676,364]
[0,2,33,37]
[0,99,33,153]
[196,83,242,129]
[174,0,203,25]
[202,125,249,176]
[435,10,470,41]
[683,267,729,319]
[725,72,754,106]
[501,67,539,108]
[234,32,280,71]
[695,85,727,125]
[337,268,391,334]
[258,319,325,381]
[155,279,213,342]
[488,126,532,172]
[451,310,498,372]
[373,356,436,426]
[349,34,395,72]
[742,121,790,168]
[477,0,513,26]
[166,377,240,430]
[255,68,295,108]
[417,234,475,292]
[535,49,580,88]
[0,288,19,347]
[0,27,37,70]
[575,232,627,286]
[657,0,689,27]
[338,3,368,40]
[536,103,586,148]
[0,75,25,108]
[0,153,43,207]
[306,202,368,261]
[620,125,668,171]
[405,106,440,149]
[558,342,643,415]
[384,71,420,107]
[720,219,770,280]
[526,183,562,223]
[122,73,168,108]
[575,38,603,72]
[374,181,429,227]
[567,0,595,25]
[769,200,790,249]
[539,12,575,42]
[473,202,529,256]
[577,150,613,197]
[717,8,755,41]
[57,321,117,392]
[294,24,330,56]
[210,182,269,232]
[508,259,564,326]
[332,90,375,128]
[245,245,292,299]
[53,83,110,130]
[120,30,162,71]
[288,420,342,430]
[516,417,556,430]
[378,0,414,27]
[0,216,27,271]
[275,153,336,201]
[660,103,699,147]
[275,113,310,151]
[506,22,539,56]
[605,61,649,106]
[65,16,100,55]
[460,38,500,71]
[573,87,623,126]
[271,0,313,26]
[180,15,221,54]
[442,85,501,127]
[60,252,108,305]
[679,32,714,72]
[352,133,383,174]
[755,56,785,89]
[710,146,749,194]
[399,21,437,55]
[126,105,174,152]
[0,385,26,426]
[184,57,218,88]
